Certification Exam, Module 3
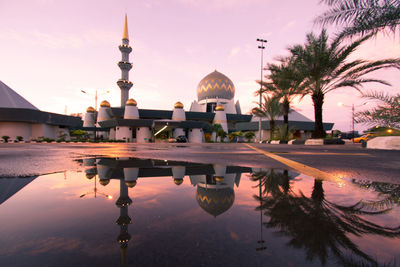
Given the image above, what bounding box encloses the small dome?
[99,179,110,186]
[215,176,224,183]
[215,105,225,111]
[86,106,95,113]
[125,180,137,188]
[86,173,96,179]
[174,179,184,186]
[174,102,184,109]
[100,100,111,108]
[197,70,235,102]
[126,99,137,106]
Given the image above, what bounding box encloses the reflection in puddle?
[0,158,399,266]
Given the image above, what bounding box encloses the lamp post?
[338,102,367,143]
[81,89,110,111]
[257,38,267,142]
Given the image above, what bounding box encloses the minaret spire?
[123,14,129,40]
[117,14,133,107]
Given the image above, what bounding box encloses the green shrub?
[1,136,10,142]
[16,136,23,141]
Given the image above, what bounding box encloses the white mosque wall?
[172,166,186,179]
[32,124,58,139]
[173,128,185,138]
[189,101,205,112]
[172,108,185,121]
[224,99,237,114]
[116,126,132,142]
[189,175,206,186]
[0,122,31,141]
[83,112,95,127]
[213,111,228,133]
[188,128,203,143]
[124,106,139,119]
[109,128,116,140]
[136,127,151,143]
[124,168,139,182]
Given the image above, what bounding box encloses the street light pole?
[257,38,267,143]
[338,102,367,143]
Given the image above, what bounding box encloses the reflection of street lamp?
[257,38,267,142]
[338,102,367,143]
[80,175,113,199]
[81,89,110,111]
[256,177,267,252]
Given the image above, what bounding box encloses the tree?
[261,58,305,127]
[252,95,283,139]
[355,91,400,128]
[244,131,255,142]
[217,128,227,142]
[210,124,223,142]
[290,30,400,138]
[70,130,88,141]
[316,0,400,38]
[1,136,10,143]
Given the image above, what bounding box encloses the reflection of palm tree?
[254,172,400,266]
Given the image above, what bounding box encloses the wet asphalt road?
[0,142,399,183]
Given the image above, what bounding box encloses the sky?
[0,0,399,132]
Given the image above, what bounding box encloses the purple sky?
[1,0,399,132]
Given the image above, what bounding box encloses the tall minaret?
[117,14,133,107]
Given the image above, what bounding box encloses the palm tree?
[290,30,400,138]
[252,95,283,139]
[315,0,400,38]
[209,123,223,142]
[262,58,305,127]
[355,91,400,128]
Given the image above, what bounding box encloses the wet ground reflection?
[0,157,399,266]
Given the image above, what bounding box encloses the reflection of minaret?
[116,179,132,267]
[117,14,133,107]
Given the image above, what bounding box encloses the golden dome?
[174,102,184,109]
[100,100,111,108]
[86,173,96,179]
[215,105,225,111]
[215,176,224,183]
[174,178,184,185]
[125,180,137,188]
[99,179,110,186]
[126,98,137,106]
[86,106,95,113]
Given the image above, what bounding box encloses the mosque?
[0,15,333,142]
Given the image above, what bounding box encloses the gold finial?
[174,101,184,109]
[99,179,110,186]
[125,180,137,188]
[126,98,137,106]
[215,104,225,111]
[100,100,111,108]
[123,14,129,40]
[86,106,95,113]
[174,179,183,186]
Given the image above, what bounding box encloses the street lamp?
[81,89,110,111]
[338,102,367,142]
[257,38,267,142]
[79,175,113,199]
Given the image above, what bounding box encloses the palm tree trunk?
[312,91,326,138]
[283,99,289,126]
[269,120,275,139]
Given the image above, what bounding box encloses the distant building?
[0,81,81,142]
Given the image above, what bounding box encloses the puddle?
[0,157,399,266]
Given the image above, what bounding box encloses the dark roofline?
[0,108,82,127]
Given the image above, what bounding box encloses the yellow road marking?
[189,151,368,156]
[246,144,345,183]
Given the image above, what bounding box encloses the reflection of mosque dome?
[197,70,235,102]
[174,101,184,109]
[100,100,111,108]
[86,173,96,179]
[215,105,225,111]
[196,186,234,217]
[174,178,183,185]
[125,180,137,188]
[126,98,137,106]
[86,106,95,113]
[99,179,110,186]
